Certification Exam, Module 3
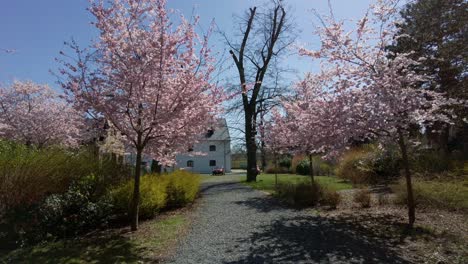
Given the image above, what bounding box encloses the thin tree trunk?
[245,112,258,182]
[397,129,415,228]
[309,154,314,182]
[274,152,278,188]
[131,130,143,231]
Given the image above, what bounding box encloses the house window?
[187,160,194,167]
[209,145,216,151]
[188,146,194,152]
[209,160,216,167]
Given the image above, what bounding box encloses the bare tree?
[226,0,295,182]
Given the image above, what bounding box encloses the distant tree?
[0,81,82,147]
[227,0,295,182]
[59,0,220,231]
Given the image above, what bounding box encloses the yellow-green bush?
[163,170,200,208]
[110,175,168,219]
[393,178,468,211]
[109,171,201,219]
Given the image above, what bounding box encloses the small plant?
[275,181,322,207]
[353,189,372,208]
[320,188,341,209]
[377,193,390,206]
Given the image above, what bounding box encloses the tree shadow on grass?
[227,196,434,263]
[1,232,154,264]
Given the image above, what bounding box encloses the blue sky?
[0,0,373,88]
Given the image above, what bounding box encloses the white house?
[174,119,231,174]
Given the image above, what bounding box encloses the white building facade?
[174,119,231,174]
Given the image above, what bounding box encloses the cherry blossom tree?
[0,81,82,147]
[287,0,463,227]
[58,0,220,231]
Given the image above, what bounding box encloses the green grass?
[244,174,353,194]
[0,213,189,263]
[393,178,468,211]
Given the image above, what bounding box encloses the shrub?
[411,149,454,174]
[320,188,341,209]
[36,175,113,239]
[0,175,114,247]
[278,158,292,169]
[0,141,133,249]
[393,178,468,211]
[335,144,400,185]
[110,171,201,219]
[296,160,310,176]
[275,181,322,207]
[353,189,371,208]
[265,166,290,174]
[0,141,131,213]
[163,171,200,208]
[110,175,168,220]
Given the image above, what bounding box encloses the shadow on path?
[226,195,421,264]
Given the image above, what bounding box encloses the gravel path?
[167,176,410,264]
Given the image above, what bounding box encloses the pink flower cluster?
[0,81,83,147]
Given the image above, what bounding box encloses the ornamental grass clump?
[275,181,322,207]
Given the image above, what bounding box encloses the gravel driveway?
[167,176,410,264]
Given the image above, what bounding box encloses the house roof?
[203,118,230,141]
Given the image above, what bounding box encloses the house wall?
[175,140,231,174]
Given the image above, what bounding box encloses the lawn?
[393,178,468,211]
[244,173,353,194]
[0,211,190,263]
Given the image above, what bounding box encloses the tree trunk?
[274,152,278,188]
[397,130,415,228]
[309,154,314,182]
[131,145,143,231]
[245,112,258,182]
[260,139,267,171]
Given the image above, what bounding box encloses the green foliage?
[295,156,336,176]
[164,170,200,208]
[1,175,114,247]
[295,159,311,176]
[278,158,292,169]
[110,171,201,219]
[411,149,450,173]
[36,175,113,238]
[393,178,468,211]
[336,145,401,185]
[0,141,131,213]
[353,189,372,208]
[0,140,131,248]
[110,175,168,219]
[275,181,322,207]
